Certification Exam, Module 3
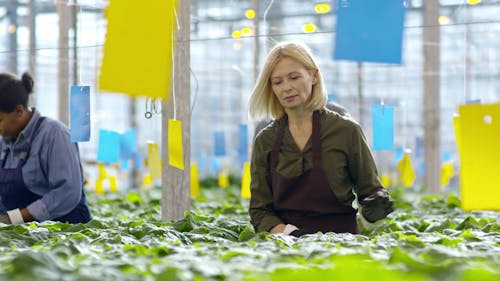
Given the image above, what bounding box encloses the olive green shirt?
[249,109,384,233]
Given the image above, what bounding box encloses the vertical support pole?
[252,0,260,83]
[423,0,441,194]
[357,62,363,126]
[27,0,37,106]
[162,0,191,221]
[7,0,18,74]
[58,1,70,125]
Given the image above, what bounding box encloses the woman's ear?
[312,69,319,85]
[15,105,25,117]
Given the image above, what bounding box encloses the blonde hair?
[248,41,327,121]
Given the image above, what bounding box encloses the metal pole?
[423,0,441,194]
[357,62,363,126]
[252,0,260,82]
[162,0,191,221]
[7,0,18,74]
[58,1,70,125]
[27,0,37,106]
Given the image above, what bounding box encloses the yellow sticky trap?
[99,0,176,99]
[168,119,184,170]
[147,142,162,180]
[143,173,152,186]
[241,162,251,199]
[109,175,118,192]
[458,103,500,210]
[380,174,391,188]
[190,163,200,198]
[97,163,107,179]
[397,150,416,187]
[218,172,229,188]
[440,162,454,189]
[95,178,105,194]
[453,115,463,157]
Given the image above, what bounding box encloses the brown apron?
[271,110,359,234]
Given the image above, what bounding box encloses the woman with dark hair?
[0,72,92,224]
[248,42,393,236]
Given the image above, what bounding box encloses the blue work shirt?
[0,108,86,221]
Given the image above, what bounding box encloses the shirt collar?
[13,107,42,146]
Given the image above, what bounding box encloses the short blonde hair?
[248,41,327,121]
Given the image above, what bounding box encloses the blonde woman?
[248,41,393,236]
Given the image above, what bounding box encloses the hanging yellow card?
[440,162,454,189]
[168,119,184,170]
[147,142,162,180]
[241,162,251,199]
[218,172,229,188]
[397,151,415,187]
[190,163,200,198]
[99,0,176,99]
[459,103,500,210]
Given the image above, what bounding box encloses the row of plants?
[0,181,499,281]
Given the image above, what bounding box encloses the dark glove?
[359,190,394,223]
[289,228,310,237]
[0,213,11,224]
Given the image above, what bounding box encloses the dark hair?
[0,72,34,113]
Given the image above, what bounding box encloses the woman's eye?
[272,81,282,85]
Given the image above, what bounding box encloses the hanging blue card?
[334,0,406,64]
[214,131,226,156]
[392,146,403,167]
[120,129,137,160]
[96,129,121,164]
[238,124,248,162]
[70,85,91,142]
[211,157,221,174]
[372,104,394,150]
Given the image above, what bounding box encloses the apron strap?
[311,110,322,169]
[270,115,288,172]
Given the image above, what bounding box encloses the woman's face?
[0,107,24,141]
[270,57,317,111]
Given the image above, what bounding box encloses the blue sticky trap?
[372,104,394,150]
[198,153,208,171]
[334,0,406,64]
[465,99,481,104]
[415,136,424,158]
[135,152,143,171]
[392,146,403,167]
[238,124,248,162]
[120,129,137,160]
[214,131,226,156]
[120,159,130,171]
[327,94,336,102]
[211,157,221,174]
[442,150,452,162]
[70,86,91,142]
[96,129,121,164]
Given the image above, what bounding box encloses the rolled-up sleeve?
[249,134,283,233]
[27,125,83,221]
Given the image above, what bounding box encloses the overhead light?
[232,30,241,39]
[315,3,330,14]
[241,27,253,36]
[302,23,317,33]
[467,0,481,5]
[245,9,256,19]
[438,16,450,25]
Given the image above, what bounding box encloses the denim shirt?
[0,109,85,221]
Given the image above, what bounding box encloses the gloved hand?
[359,190,394,223]
[0,213,11,224]
[289,228,310,237]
